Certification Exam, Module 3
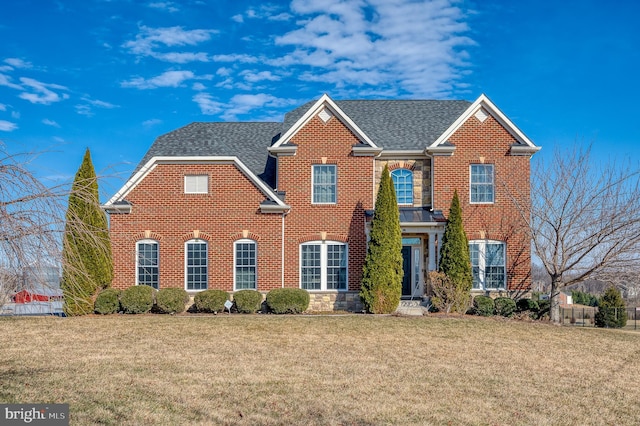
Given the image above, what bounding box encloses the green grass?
[0,314,639,425]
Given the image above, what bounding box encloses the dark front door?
[401,246,411,296]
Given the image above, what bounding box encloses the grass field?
[1,314,639,425]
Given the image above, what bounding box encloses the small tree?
[429,271,469,314]
[595,286,627,328]
[61,149,113,316]
[360,165,403,314]
[437,190,472,312]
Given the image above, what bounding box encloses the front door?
[401,246,412,296]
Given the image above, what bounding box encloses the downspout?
[281,211,287,288]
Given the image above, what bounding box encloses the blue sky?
[1,0,638,200]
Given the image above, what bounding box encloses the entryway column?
[428,233,437,271]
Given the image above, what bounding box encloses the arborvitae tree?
[595,286,627,328]
[360,165,403,313]
[61,149,113,316]
[438,190,472,312]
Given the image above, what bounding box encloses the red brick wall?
[109,163,284,291]
[277,114,374,291]
[432,113,532,291]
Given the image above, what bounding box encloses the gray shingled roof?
[133,98,471,190]
[134,122,282,187]
[284,99,471,150]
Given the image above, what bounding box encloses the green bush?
[494,297,516,317]
[537,299,551,320]
[233,290,263,314]
[194,289,229,313]
[595,286,627,328]
[516,298,539,313]
[120,285,155,314]
[266,288,310,314]
[156,288,190,314]
[94,288,121,314]
[473,295,494,316]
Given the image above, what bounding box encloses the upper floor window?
[300,241,348,291]
[391,168,413,205]
[469,240,505,290]
[312,165,336,204]
[185,240,208,291]
[137,240,159,289]
[184,175,208,194]
[235,239,257,290]
[470,164,494,203]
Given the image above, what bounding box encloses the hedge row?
[470,295,549,320]
[94,287,309,315]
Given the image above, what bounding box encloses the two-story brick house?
[103,93,539,311]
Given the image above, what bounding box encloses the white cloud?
[193,93,224,115]
[123,26,217,63]
[81,97,118,109]
[11,111,19,119]
[148,2,179,13]
[192,82,206,91]
[121,70,210,89]
[0,120,18,132]
[18,77,69,105]
[0,103,5,111]
[0,73,22,90]
[142,118,162,127]
[193,93,298,120]
[232,14,244,23]
[4,58,32,69]
[240,70,281,83]
[212,54,259,64]
[273,0,473,97]
[42,118,60,127]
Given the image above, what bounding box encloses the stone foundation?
[307,291,364,312]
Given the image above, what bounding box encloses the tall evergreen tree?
[61,149,113,315]
[438,190,472,311]
[360,165,403,313]
[595,286,627,328]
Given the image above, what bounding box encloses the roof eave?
[510,144,542,156]
[352,145,383,157]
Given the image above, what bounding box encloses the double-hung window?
[137,240,159,289]
[470,164,494,203]
[234,239,257,290]
[185,240,208,291]
[312,165,337,204]
[300,242,347,290]
[391,168,414,205]
[469,240,506,290]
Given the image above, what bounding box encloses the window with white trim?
[300,241,347,290]
[391,168,414,205]
[469,240,505,290]
[234,239,257,290]
[312,165,337,204]
[184,175,208,194]
[137,240,159,289]
[470,164,494,203]
[185,240,208,291]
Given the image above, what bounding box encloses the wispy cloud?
[0,103,6,111]
[42,118,60,127]
[0,120,18,132]
[75,97,118,117]
[271,0,473,97]
[148,2,179,13]
[142,118,162,127]
[4,58,32,69]
[194,92,297,120]
[121,70,213,89]
[18,77,69,105]
[192,93,224,115]
[123,25,217,63]
[0,73,23,90]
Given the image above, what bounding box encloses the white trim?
[377,150,428,159]
[270,94,378,149]
[136,239,159,289]
[429,94,538,151]
[184,175,209,194]
[299,241,348,291]
[184,239,208,291]
[233,238,257,291]
[469,164,495,204]
[469,239,507,290]
[104,156,290,211]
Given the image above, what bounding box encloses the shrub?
[537,299,551,320]
[428,271,470,314]
[156,288,190,314]
[516,298,539,313]
[595,286,626,328]
[194,290,229,313]
[266,288,310,314]
[120,285,155,314]
[94,288,121,315]
[473,295,494,316]
[494,297,516,317]
[233,290,263,314]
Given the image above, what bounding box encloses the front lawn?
[0,315,638,425]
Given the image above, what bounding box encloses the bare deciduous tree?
[511,146,640,323]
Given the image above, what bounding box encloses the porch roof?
[365,207,447,224]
